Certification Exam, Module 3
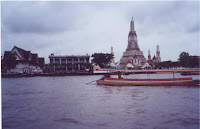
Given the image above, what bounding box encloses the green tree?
[178,52,190,67]
[91,53,114,68]
[160,61,172,69]
[189,56,200,68]
[154,62,162,69]
[3,53,17,70]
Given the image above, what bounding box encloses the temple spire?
[130,17,134,31]
[111,46,114,55]
[148,49,151,60]
[110,46,115,65]
[156,45,161,62]
[156,45,160,57]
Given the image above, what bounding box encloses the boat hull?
[96,77,200,86]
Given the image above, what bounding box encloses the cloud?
[2,2,87,34]
[1,1,199,63]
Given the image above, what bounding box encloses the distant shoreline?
[1,72,111,78]
[1,72,158,78]
[2,71,199,78]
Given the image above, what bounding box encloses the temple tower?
[127,17,139,51]
[130,17,134,31]
[111,46,115,65]
[156,45,161,62]
[148,49,151,60]
[119,18,146,67]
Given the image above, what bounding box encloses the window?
[73,58,78,63]
[80,58,84,63]
[61,59,66,64]
[67,58,72,63]
[55,59,60,64]
[50,59,53,64]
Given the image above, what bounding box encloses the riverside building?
[49,54,90,73]
[3,46,44,73]
[119,18,146,67]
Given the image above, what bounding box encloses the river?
[2,73,200,129]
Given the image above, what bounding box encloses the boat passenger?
[117,71,122,79]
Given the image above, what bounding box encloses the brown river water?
[2,73,200,129]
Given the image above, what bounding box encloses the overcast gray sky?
[1,1,199,63]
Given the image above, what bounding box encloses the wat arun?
[119,18,146,67]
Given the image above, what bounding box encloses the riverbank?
[1,72,116,78]
[1,71,159,78]
[5,69,200,78]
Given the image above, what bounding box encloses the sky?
[1,1,199,63]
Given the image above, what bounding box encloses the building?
[124,60,136,69]
[148,45,161,63]
[3,46,44,73]
[119,18,146,67]
[141,62,152,69]
[49,54,90,73]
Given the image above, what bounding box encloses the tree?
[3,53,17,70]
[189,56,200,68]
[154,62,162,69]
[91,53,114,68]
[160,61,172,69]
[178,52,190,67]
